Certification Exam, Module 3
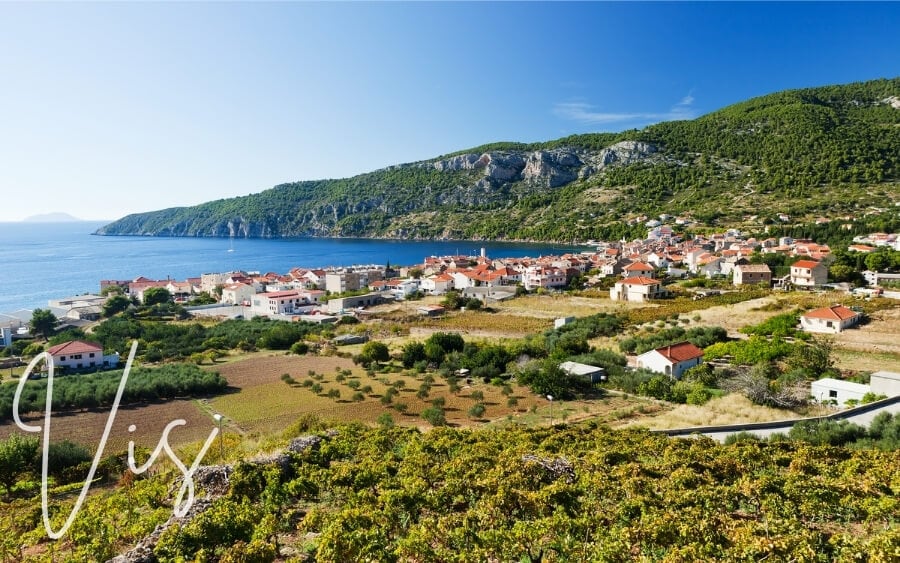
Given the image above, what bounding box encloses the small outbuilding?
[870,371,900,398]
[417,305,446,317]
[810,377,870,407]
[559,361,606,384]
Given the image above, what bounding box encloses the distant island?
[23,212,83,223]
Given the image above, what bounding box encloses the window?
[89,352,95,358]
[60,356,66,361]
[828,390,838,399]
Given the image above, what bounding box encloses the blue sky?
[1,2,898,222]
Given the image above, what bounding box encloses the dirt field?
[680,296,785,337]
[0,399,213,454]
[494,294,630,319]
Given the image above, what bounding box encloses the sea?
[0,221,583,313]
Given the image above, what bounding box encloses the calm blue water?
[0,222,581,312]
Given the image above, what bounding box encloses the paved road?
[660,396,900,442]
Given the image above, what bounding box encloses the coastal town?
[3,224,899,411]
[4,224,897,329]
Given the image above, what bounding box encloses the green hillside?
[97,78,900,242]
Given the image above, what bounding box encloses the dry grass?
[494,294,631,318]
[414,311,551,336]
[622,393,804,430]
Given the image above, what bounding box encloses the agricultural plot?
[0,399,212,454]
[207,353,666,435]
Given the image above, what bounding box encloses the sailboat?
[227,234,235,253]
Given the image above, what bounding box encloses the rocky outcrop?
[521,454,576,483]
[579,141,658,178]
[522,149,583,187]
[108,433,339,563]
[432,153,488,172]
[483,153,526,184]
[107,466,233,563]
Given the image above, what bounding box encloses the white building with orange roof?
[609,276,664,302]
[47,340,119,372]
[622,261,656,279]
[790,259,828,288]
[420,272,454,295]
[800,305,862,334]
[636,341,704,379]
[523,266,567,291]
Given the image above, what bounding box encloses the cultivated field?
[205,353,678,438]
[0,399,213,454]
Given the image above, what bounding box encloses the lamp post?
[547,395,553,426]
[212,413,224,461]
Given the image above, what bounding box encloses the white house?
[800,305,862,334]
[622,262,656,278]
[420,273,454,295]
[609,277,664,302]
[47,340,119,371]
[810,378,870,407]
[390,279,421,300]
[636,342,704,379]
[221,282,256,306]
[250,290,315,316]
[790,260,828,288]
[523,266,567,291]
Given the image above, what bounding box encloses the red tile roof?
[263,290,301,298]
[654,342,704,362]
[621,276,660,286]
[47,340,103,356]
[792,260,821,269]
[803,305,860,321]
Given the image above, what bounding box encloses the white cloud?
[553,93,697,125]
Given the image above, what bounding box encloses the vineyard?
[4,421,895,561]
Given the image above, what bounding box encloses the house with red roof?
[636,341,704,379]
[47,340,119,372]
[800,305,862,334]
[609,277,664,302]
[420,273,454,295]
[622,261,656,278]
[790,260,828,288]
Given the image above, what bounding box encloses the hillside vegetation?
[97,78,900,242]
[8,422,896,561]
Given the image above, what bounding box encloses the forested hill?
[96,78,900,242]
